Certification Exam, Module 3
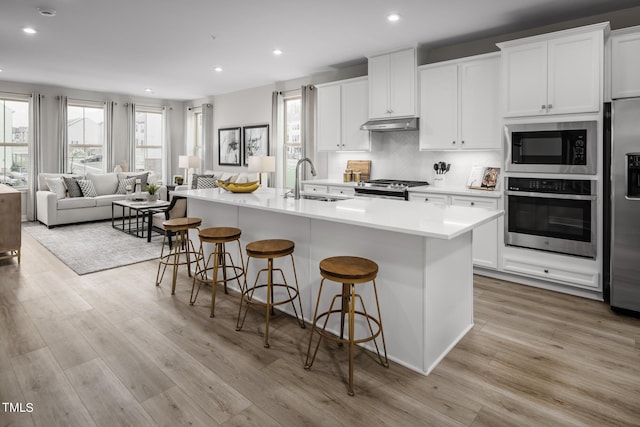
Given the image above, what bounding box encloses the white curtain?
[27,93,43,221]
[162,106,171,184]
[201,103,213,171]
[271,91,283,188]
[126,103,136,171]
[57,95,68,172]
[104,101,115,171]
[300,85,318,179]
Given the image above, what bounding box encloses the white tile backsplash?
[326,131,502,188]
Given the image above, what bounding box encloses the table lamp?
[248,155,276,186]
[179,155,200,186]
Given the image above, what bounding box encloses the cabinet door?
[408,192,448,206]
[388,49,416,117]
[459,57,500,149]
[419,65,458,150]
[502,41,548,117]
[341,79,370,151]
[368,54,390,119]
[450,196,499,269]
[316,84,342,151]
[611,31,640,99]
[547,31,601,115]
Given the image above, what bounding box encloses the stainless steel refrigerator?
[608,98,640,315]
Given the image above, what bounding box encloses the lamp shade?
[187,156,200,168]
[262,156,276,172]
[178,155,189,169]
[179,155,200,169]
[247,156,263,172]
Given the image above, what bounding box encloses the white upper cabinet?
[611,26,640,99]
[498,22,608,117]
[368,48,416,119]
[419,54,500,150]
[316,77,370,152]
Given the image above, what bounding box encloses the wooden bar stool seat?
[190,227,244,318]
[155,217,202,295]
[304,256,389,396]
[236,239,305,348]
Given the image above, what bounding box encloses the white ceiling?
[1,0,639,100]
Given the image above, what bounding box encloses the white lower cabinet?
[410,192,499,269]
[502,252,599,290]
[302,184,328,194]
[328,186,355,197]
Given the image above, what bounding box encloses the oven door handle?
[354,193,405,200]
[505,190,596,201]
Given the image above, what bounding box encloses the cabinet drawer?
[408,193,447,206]
[502,255,599,289]
[303,184,328,193]
[328,186,355,196]
[450,196,498,210]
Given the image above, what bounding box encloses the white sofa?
[174,171,260,192]
[36,171,167,227]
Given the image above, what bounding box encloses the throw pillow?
[77,179,98,197]
[116,177,137,194]
[62,176,83,198]
[45,178,67,200]
[119,172,149,191]
[191,174,216,189]
[86,172,118,195]
[197,177,217,189]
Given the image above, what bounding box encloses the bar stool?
[155,217,202,295]
[190,227,245,318]
[304,256,389,396]
[236,239,305,348]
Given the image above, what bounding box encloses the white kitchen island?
[180,187,503,375]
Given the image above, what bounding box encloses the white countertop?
[181,187,503,240]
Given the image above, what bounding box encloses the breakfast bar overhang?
[181,187,503,375]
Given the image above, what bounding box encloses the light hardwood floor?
[0,228,639,426]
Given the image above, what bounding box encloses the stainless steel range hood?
[360,117,419,132]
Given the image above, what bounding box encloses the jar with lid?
[343,169,353,182]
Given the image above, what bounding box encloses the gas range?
[354,179,430,200]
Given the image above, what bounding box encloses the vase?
[147,194,159,202]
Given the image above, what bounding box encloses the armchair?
[147,195,188,246]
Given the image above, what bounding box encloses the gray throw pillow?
[197,177,218,189]
[77,179,97,197]
[62,176,83,198]
[116,177,137,194]
[192,174,216,189]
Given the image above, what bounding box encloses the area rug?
[24,220,163,275]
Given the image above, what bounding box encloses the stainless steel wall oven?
[505,177,596,259]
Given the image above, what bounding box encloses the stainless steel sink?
[301,195,341,202]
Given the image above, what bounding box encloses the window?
[188,107,203,160]
[0,96,30,189]
[134,106,164,182]
[283,96,301,188]
[67,101,105,174]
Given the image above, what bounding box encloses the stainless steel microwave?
[504,121,597,174]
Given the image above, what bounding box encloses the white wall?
[326,131,502,188]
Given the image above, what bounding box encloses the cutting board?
[347,160,371,181]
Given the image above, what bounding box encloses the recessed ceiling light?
[387,13,400,22]
[144,88,153,93]
[214,67,223,72]
[23,27,37,34]
[272,49,283,56]
[37,7,56,17]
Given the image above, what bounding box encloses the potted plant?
[147,183,160,202]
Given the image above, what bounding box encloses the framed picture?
[243,124,269,166]
[218,127,242,166]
